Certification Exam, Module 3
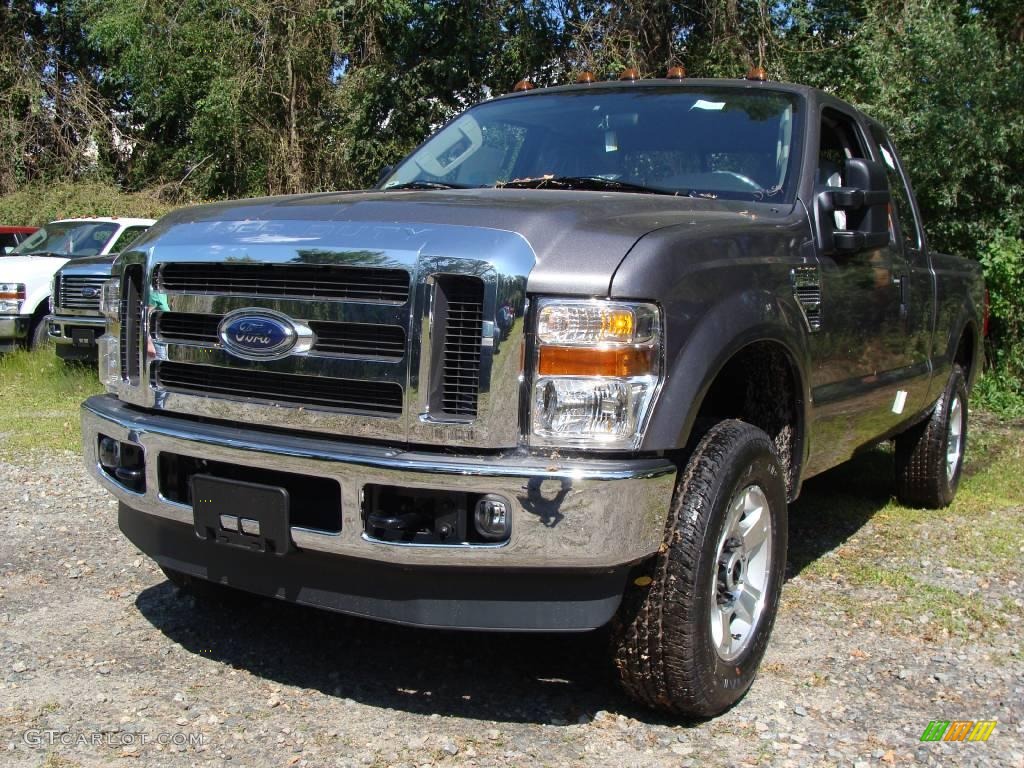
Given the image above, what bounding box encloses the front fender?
[640,289,811,454]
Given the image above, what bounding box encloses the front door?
[805,107,911,474]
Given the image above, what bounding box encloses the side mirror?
[814,158,891,255]
[376,164,394,186]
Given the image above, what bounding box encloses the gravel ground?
[1,449,1022,768]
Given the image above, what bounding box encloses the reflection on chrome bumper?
[0,315,29,341]
[82,395,677,568]
[49,313,105,341]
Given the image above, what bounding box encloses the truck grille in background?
[436,276,484,418]
[157,263,410,303]
[55,275,107,311]
[119,265,144,383]
[154,362,403,416]
[154,312,406,360]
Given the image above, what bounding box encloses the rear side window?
[870,125,921,250]
[110,226,150,254]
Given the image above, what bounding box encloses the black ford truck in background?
[81,74,984,717]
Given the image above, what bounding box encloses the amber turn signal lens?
[538,346,656,377]
[513,79,535,92]
[619,68,640,81]
[576,71,596,84]
[746,66,767,81]
[666,66,686,79]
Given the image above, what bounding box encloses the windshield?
[10,221,120,258]
[382,87,801,202]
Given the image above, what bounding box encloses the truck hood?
[56,254,116,277]
[0,255,69,284]
[145,189,792,295]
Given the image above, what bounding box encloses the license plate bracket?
[72,328,95,347]
[191,474,291,555]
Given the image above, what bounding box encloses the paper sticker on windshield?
[691,99,726,111]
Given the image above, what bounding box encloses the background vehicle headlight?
[531,299,662,449]
[0,283,26,314]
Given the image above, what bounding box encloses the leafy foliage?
[0,181,176,227]
[0,0,1021,386]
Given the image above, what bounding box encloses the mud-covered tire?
[894,365,968,509]
[610,419,788,717]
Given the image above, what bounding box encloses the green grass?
[786,410,1024,639]
[0,348,103,456]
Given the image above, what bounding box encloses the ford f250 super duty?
[80,74,984,717]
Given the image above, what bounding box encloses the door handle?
[892,274,908,319]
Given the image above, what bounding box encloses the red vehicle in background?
[0,226,38,255]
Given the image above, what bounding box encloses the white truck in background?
[0,217,154,352]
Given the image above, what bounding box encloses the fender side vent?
[791,266,822,332]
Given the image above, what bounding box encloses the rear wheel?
[610,419,788,717]
[894,365,968,508]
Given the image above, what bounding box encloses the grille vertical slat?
[119,265,144,383]
[436,278,484,418]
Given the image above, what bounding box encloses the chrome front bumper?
[49,314,104,357]
[82,395,677,569]
[0,315,29,342]
[48,313,105,341]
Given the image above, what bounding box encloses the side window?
[110,226,149,254]
[817,108,867,230]
[869,126,921,250]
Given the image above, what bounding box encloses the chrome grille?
[114,222,535,449]
[154,312,406,360]
[154,362,403,416]
[157,263,410,303]
[56,275,107,312]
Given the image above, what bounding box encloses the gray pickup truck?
[81,74,984,717]
[48,255,114,362]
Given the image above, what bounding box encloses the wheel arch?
[641,292,811,499]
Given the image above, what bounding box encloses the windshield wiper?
[383,180,473,191]
[496,175,677,196]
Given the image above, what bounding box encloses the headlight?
[98,333,120,390]
[100,277,121,321]
[531,299,662,449]
[0,283,26,314]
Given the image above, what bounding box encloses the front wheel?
[611,419,788,717]
[30,317,52,350]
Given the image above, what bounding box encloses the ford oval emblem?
[81,286,100,299]
[218,309,299,360]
